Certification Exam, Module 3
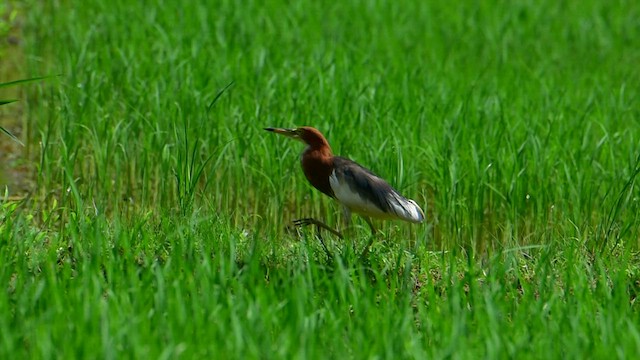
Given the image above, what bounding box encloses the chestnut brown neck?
[300,134,335,198]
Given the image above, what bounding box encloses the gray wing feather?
[333,157,424,222]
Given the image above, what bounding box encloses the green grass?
[2,0,640,357]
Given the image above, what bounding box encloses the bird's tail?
[403,199,425,223]
[388,193,425,223]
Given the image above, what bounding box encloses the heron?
[265,126,424,242]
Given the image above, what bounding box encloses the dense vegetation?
[1,0,639,357]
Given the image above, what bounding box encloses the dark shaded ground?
[0,4,33,199]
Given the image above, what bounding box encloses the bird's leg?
[292,218,343,239]
[342,206,352,229]
[359,217,377,261]
[293,218,340,261]
[315,231,334,262]
[363,217,377,235]
[341,206,359,253]
[359,235,376,261]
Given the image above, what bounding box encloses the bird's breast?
[300,149,335,198]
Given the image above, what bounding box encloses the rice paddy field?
[1,0,640,358]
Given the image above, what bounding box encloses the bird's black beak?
[264,127,299,139]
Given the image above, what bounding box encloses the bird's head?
[264,126,330,149]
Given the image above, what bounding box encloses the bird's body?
[265,126,424,236]
[327,156,423,222]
